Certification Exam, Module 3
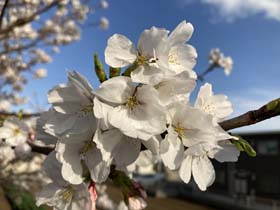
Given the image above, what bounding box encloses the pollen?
[59,188,73,202]
[168,51,180,65]
[136,53,147,65]
[13,128,21,136]
[202,102,214,115]
[126,96,139,110]
[174,124,186,138]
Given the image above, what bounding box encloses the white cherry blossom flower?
[179,141,239,191]
[195,83,233,122]
[105,21,197,85]
[56,131,111,185]
[0,117,29,146]
[219,56,233,76]
[34,68,47,79]
[100,17,109,30]
[0,144,15,165]
[160,102,234,170]
[37,152,93,210]
[46,71,96,136]
[94,76,167,140]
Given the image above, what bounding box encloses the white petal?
[141,136,161,155]
[168,44,197,74]
[95,76,134,104]
[43,151,68,186]
[56,141,84,185]
[113,135,141,166]
[85,147,111,183]
[179,155,192,184]
[192,155,215,191]
[131,65,164,85]
[160,134,184,170]
[67,71,94,99]
[213,141,240,163]
[105,34,137,68]
[168,21,194,46]
[36,183,61,207]
[138,27,169,57]
[156,74,196,106]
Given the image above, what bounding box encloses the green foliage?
[3,183,46,210]
[232,135,257,157]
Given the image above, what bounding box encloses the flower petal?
[192,155,215,191]
[179,155,192,184]
[105,34,137,68]
[168,21,194,46]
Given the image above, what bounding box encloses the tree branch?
[0,0,9,30]
[219,98,280,131]
[0,111,40,118]
[28,142,54,155]
[0,0,59,35]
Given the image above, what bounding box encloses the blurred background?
[0,0,280,210]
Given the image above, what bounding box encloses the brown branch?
[0,0,9,30]
[0,111,40,118]
[219,98,280,131]
[28,142,54,155]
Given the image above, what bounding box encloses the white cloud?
[227,87,280,132]
[201,0,280,22]
[179,0,280,22]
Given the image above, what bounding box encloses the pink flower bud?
[88,182,98,210]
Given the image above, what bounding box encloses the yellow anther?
[126,96,139,110]
[174,124,187,138]
[13,128,21,136]
[168,51,180,65]
[59,188,73,202]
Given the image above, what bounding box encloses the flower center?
[58,187,73,202]
[13,128,21,136]
[202,102,215,115]
[168,51,180,65]
[126,96,139,110]
[174,124,187,138]
[136,49,158,65]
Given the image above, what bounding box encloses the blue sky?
[22,0,280,132]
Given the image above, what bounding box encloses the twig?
[197,63,216,81]
[27,142,54,155]
[219,98,280,131]
[0,111,40,118]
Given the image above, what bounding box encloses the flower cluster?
[209,48,233,76]
[0,117,37,164]
[36,20,240,210]
[0,0,109,103]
